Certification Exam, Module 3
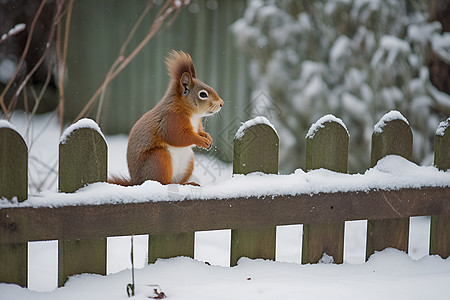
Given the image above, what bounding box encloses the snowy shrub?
[232,0,450,173]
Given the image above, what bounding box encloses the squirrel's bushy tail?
[108,174,135,186]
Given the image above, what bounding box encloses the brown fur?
[109,50,223,186]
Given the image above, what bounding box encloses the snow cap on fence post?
[233,116,279,175]
[434,118,450,171]
[306,114,349,173]
[370,110,412,168]
[59,118,107,193]
[0,120,27,202]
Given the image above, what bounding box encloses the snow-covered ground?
[1,111,449,299]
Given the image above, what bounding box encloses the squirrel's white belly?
[167,146,193,183]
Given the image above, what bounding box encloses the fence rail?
[0,111,449,288]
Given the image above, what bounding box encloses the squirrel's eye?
[198,90,208,99]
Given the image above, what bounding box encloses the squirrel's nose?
[219,99,224,107]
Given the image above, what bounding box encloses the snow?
[234,116,278,140]
[2,250,450,300]
[431,32,450,64]
[330,36,350,69]
[2,154,449,208]
[1,23,26,40]
[436,118,449,137]
[0,119,16,130]
[0,58,18,84]
[373,110,409,134]
[306,114,349,139]
[60,118,106,144]
[407,22,441,46]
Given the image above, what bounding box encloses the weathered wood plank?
[231,121,279,266]
[366,112,412,260]
[0,124,28,287]
[1,188,449,245]
[58,122,107,286]
[303,117,348,264]
[430,118,450,258]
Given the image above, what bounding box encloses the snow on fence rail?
[0,111,449,288]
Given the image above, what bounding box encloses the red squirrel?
[109,50,223,186]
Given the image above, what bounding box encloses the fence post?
[430,118,450,258]
[230,117,279,266]
[58,119,107,287]
[303,115,348,264]
[0,121,28,287]
[366,111,412,260]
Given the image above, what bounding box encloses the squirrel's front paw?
[197,136,212,150]
[199,132,212,142]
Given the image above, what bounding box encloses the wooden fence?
[0,112,449,289]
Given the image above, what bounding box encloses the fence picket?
[430,118,450,258]
[0,124,28,287]
[148,232,194,264]
[231,121,279,266]
[58,121,107,286]
[303,117,348,264]
[366,112,412,260]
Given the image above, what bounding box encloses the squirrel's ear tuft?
[166,50,196,82]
